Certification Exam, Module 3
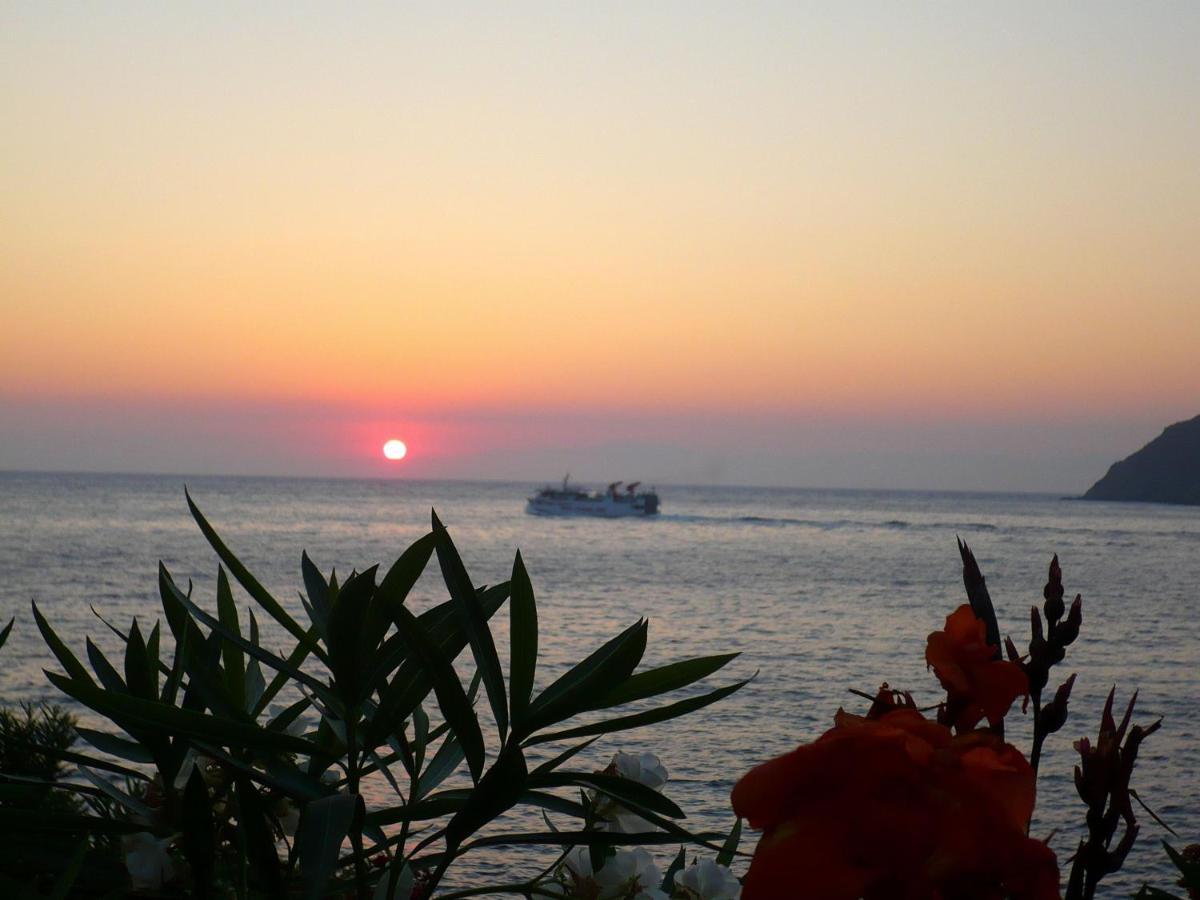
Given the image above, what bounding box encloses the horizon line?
[0,466,1072,499]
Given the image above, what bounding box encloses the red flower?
[926,604,1028,731]
[731,708,1059,900]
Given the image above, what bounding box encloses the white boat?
[526,476,660,518]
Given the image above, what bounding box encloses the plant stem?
[1029,696,1045,779]
[346,724,369,900]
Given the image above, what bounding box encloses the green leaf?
[235,777,283,895]
[529,771,685,820]
[445,744,528,849]
[413,703,430,772]
[0,617,13,652]
[370,531,436,649]
[297,792,365,900]
[217,566,247,707]
[509,551,538,728]
[373,864,414,900]
[169,573,341,713]
[196,741,329,802]
[86,638,127,694]
[716,818,741,867]
[146,621,162,698]
[433,511,509,742]
[366,789,472,827]
[521,619,648,737]
[415,732,465,802]
[124,619,156,702]
[79,768,157,820]
[301,550,332,634]
[253,621,324,717]
[159,574,252,722]
[591,653,740,710]
[662,846,687,893]
[265,696,310,734]
[390,602,485,782]
[325,564,379,708]
[365,584,507,750]
[525,678,750,745]
[186,489,327,664]
[75,727,155,764]
[31,601,93,685]
[519,789,588,819]
[14,733,150,780]
[182,765,217,895]
[47,671,319,755]
[530,736,600,776]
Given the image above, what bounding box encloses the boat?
[526,476,660,518]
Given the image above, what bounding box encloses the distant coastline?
[1082,414,1200,506]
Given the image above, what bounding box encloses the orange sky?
[2,5,1198,488]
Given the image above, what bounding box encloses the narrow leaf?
[526,678,749,745]
[124,619,156,702]
[301,550,332,633]
[433,511,508,742]
[297,792,365,900]
[31,602,93,685]
[217,566,247,707]
[662,846,687,893]
[509,551,538,727]
[716,818,742,867]
[186,489,326,662]
[391,602,485,782]
[47,672,319,755]
[592,653,740,710]
[522,620,648,736]
[75,727,156,764]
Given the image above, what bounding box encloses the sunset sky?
[3,3,1197,490]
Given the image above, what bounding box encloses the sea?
[1,471,1197,896]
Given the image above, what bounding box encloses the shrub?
[19,494,745,897]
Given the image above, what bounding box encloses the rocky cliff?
[1083,414,1200,505]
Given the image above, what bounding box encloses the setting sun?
[382,439,407,461]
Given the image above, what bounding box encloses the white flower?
[561,846,667,899]
[610,752,668,791]
[674,859,741,899]
[122,832,175,890]
[596,752,669,833]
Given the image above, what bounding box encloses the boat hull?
[525,496,658,518]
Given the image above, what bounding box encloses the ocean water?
[1,471,1197,895]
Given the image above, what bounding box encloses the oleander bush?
[5,494,746,898]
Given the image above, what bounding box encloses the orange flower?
[926,604,1028,731]
[731,708,1059,900]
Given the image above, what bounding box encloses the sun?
[382,439,408,461]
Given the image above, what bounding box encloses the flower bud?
[1058,595,1082,646]
[1004,636,1022,663]
[1043,555,1065,625]
[1037,673,1076,735]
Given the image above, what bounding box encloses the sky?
[2,3,1198,491]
